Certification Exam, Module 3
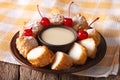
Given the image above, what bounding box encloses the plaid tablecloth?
[0,0,120,77]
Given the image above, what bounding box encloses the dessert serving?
[10,2,106,72]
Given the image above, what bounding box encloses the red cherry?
[40,17,50,27]
[23,28,33,36]
[78,30,88,40]
[64,2,74,27]
[37,5,50,27]
[64,18,73,26]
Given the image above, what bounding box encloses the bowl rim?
[37,25,78,47]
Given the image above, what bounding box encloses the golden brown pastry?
[27,46,55,67]
[51,51,73,70]
[79,38,97,59]
[49,14,64,25]
[86,28,101,46]
[69,42,87,65]
[72,14,89,31]
[16,36,38,58]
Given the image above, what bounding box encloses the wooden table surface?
[0,60,120,80]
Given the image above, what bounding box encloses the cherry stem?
[37,4,43,18]
[68,1,74,17]
[89,17,100,26]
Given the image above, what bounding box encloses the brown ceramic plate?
[10,32,106,74]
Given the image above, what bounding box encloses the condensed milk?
[41,27,75,45]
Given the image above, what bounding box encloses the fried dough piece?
[27,46,55,67]
[79,38,97,59]
[49,14,64,25]
[16,36,38,58]
[69,43,87,65]
[51,51,73,70]
[86,29,101,46]
[73,14,89,31]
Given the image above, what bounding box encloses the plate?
[10,32,107,73]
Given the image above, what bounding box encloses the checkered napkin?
[0,0,120,77]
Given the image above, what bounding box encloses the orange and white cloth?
[0,0,120,77]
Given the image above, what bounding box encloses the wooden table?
[0,60,120,80]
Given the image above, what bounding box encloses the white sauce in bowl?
[41,27,75,45]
